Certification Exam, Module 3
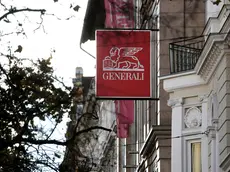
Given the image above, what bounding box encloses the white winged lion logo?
[103,47,144,71]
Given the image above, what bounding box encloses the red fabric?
[103,0,135,138]
[115,100,134,124]
[104,0,135,28]
[97,1,152,98]
[115,100,134,138]
[116,119,129,138]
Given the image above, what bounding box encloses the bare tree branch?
[0,31,14,37]
[0,0,7,10]
[33,13,45,33]
[19,126,112,146]
[35,160,59,172]
[0,8,46,22]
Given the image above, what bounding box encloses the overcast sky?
[1,0,96,87]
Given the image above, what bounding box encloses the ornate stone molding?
[196,5,230,82]
[167,98,183,107]
[205,126,216,139]
[199,42,222,81]
[184,107,202,128]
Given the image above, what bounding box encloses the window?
[187,140,202,172]
[191,142,202,172]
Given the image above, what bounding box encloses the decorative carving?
[198,94,208,102]
[167,98,183,107]
[184,107,202,128]
[199,43,222,81]
[205,126,216,139]
[198,5,230,82]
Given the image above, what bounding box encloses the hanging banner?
[116,121,129,138]
[96,30,152,98]
[115,100,134,124]
[104,0,135,28]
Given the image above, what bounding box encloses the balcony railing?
[169,36,205,74]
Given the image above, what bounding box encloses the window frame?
[185,139,202,172]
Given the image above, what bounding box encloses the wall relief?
[184,106,202,128]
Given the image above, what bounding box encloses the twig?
[0,8,46,22]
[34,13,45,33]
[0,0,7,10]
[20,126,112,146]
[0,31,14,37]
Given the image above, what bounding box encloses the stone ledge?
[140,125,171,158]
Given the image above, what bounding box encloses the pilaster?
[167,98,183,172]
[198,94,209,172]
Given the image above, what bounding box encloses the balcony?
[169,36,205,74]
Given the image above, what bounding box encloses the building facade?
[80,0,207,171]
[162,3,230,172]
[124,0,205,171]
[97,100,117,172]
[61,68,117,172]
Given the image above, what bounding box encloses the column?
[167,98,183,172]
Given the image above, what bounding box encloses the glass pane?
[191,142,202,172]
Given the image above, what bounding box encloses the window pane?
[191,142,202,172]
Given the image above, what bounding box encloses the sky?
[1,0,96,86]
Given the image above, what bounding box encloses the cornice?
[199,43,222,79]
[163,72,205,93]
[196,34,230,83]
[195,5,230,83]
[140,125,171,158]
[196,39,223,81]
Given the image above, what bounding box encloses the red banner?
[96,30,152,98]
[102,0,138,138]
[116,122,129,138]
[104,0,135,28]
[115,100,134,124]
